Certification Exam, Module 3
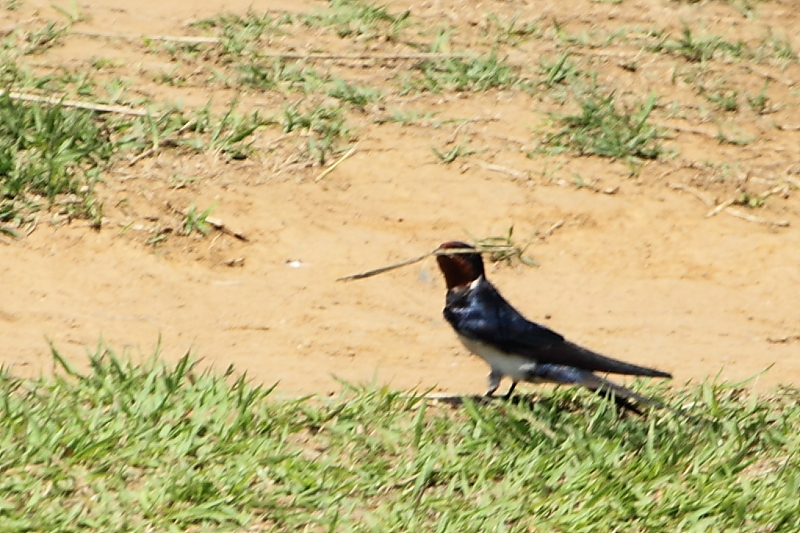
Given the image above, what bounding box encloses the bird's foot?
[485,369,502,398]
[503,381,518,400]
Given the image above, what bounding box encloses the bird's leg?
[485,369,502,397]
[503,381,518,400]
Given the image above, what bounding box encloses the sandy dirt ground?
[1,0,799,398]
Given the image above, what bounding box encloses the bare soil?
[2,0,800,398]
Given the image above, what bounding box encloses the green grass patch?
[236,58,326,93]
[538,87,663,170]
[281,102,351,164]
[482,14,542,46]
[648,25,749,62]
[1,346,799,532]
[406,51,518,93]
[183,201,217,236]
[303,0,410,41]
[0,89,113,226]
[539,52,580,88]
[111,102,266,160]
[22,22,68,55]
[193,10,294,58]
[0,84,266,228]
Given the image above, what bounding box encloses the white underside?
[456,334,539,382]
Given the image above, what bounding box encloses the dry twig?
[0,90,147,116]
[205,216,249,241]
[723,208,789,227]
[477,161,528,180]
[315,142,360,182]
[668,182,715,206]
[784,175,800,189]
[705,199,735,218]
[542,220,564,238]
[337,244,526,282]
[74,30,221,44]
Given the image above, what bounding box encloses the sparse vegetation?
[0,0,795,230]
[482,14,541,46]
[746,81,770,114]
[539,52,579,88]
[0,91,112,225]
[539,88,663,169]
[22,22,67,54]
[647,25,750,63]
[703,87,740,112]
[432,142,475,164]
[303,0,410,41]
[182,202,216,235]
[281,102,350,164]
[410,52,519,93]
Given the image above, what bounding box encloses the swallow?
[435,241,671,410]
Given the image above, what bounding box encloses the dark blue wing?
[444,279,671,378]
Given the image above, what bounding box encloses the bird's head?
[435,241,485,289]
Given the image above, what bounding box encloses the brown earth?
[2,0,799,399]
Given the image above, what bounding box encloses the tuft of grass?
[113,102,266,160]
[482,14,542,46]
[539,52,579,88]
[51,0,87,24]
[649,25,748,63]
[0,90,113,225]
[539,87,663,169]
[408,51,518,93]
[767,33,798,62]
[431,142,474,164]
[327,77,383,108]
[22,22,67,55]
[0,71,266,229]
[746,81,770,114]
[282,102,350,165]
[237,58,326,93]
[178,102,265,159]
[376,108,437,126]
[183,202,216,236]
[303,0,410,41]
[194,10,293,57]
[1,346,799,532]
[703,87,740,112]
[735,190,765,208]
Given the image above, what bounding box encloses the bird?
[434,241,671,411]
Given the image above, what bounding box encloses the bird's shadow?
[425,392,549,409]
[424,392,644,416]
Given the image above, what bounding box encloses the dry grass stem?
[1,90,147,116]
[337,252,432,282]
[706,199,735,218]
[74,31,221,44]
[668,182,715,206]
[337,244,525,282]
[724,208,789,227]
[315,142,360,182]
[477,161,528,179]
[542,220,564,238]
[205,216,249,241]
